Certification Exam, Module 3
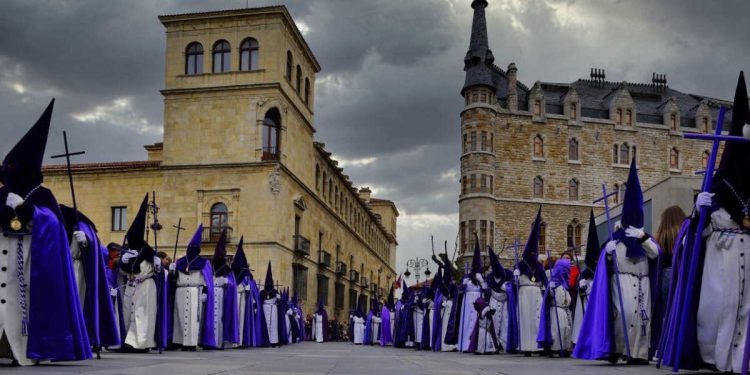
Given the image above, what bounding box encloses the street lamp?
[404,257,431,286]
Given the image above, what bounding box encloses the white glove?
[201,294,208,302]
[5,192,24,209]
[743,124,750,140]
[121,250,138,264]
[579,279,589,290]
[153,256,162,269]
[696,192,714,209]
[513,269,520,277]
[110,288,118,297]
[169,263,177,272]
[73,230,88,246]
[549,281,558,288]
[625,226,645,239]
[605,241,617,255]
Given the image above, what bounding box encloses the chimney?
[358,187,372,203]
[507,62,518,111]
[652,72,667,92]
[590,68,606,87]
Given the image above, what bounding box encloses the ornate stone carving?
[269,166,281,195]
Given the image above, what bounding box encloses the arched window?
[568,138,579,161]
[626,109,633,126]
[305,78,311,105]
[185,42,204,75]
[210,203,228,241]
[262,108,281,160]
[533,135,544,158]
[670,147,680,170]
[702,150,710,169]
[296,65,302,94]
[670,114,678,131]
[702,117,710,133]
[322,172,327,198]
[533,176,544,199]
[335,186,339,210]
[212,40,231,73]
[613,183,620,204]
[239,38,259,71]
[539,222,547,253]
[568,179,579,201]
[612,144,619,164]
[534,100,542,116]
[620,143,630,165]
[286,51,293,81]
[328,178,333,202]
[616,108,623,125]
[567,221,583,247]
[315,164,321,191]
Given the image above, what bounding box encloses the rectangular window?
[462,176,467,195]
[470,174,477,192]
[480,220,487,250]
[468,220,476,246]
[293,264,308,303]
[317,274,329,306]
[463,134,467,153]
[613,145,619,164]
[481,131,488,151]
[480,174,487,192]
[112,206,127,231]
[571,104,577,120]
[534,101,541,116]
[349,289,358,310]
[489,221,495,250]
[335,283,345,311]
[470,132,477,151]
[490,133,494,152]
[460,221,466,254]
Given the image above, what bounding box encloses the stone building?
[458,0,734,264]
[43,6,398,319]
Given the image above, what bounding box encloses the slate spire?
[462,0,496,95]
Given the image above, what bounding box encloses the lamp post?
[403,257,431,287]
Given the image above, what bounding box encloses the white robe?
[571,279,590,345]
[285,308,294,344]
[518,274,543,352]
[213,276,226,347]
[545,285,572,352]
[263,296,279,345]
[475,306,497,354]
[172,270,205,346]
[122,260,157,349]
[352,316,365,344]
[610,236,659,360]
[236,281,248,346]
[489,287,509,351]
[70,240,86,309]
[698,208,750,373]
[414,302,424,345]
[313,313,325,342]
[440,298,456,351]
[457,276,484,352]
[390,311,395,344]
[371,315,381,344]
[0,234,33,365]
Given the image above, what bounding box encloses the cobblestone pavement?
[0,342,714,374]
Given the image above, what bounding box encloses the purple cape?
[431,290,443,351]
[505,281,520,352]
[572,251,614,360]
[444,285,463,345]
[249,280,267,347]
[105,266,126,347]
[154,267,169,351]
[536,285,558,349]
[420,302,431,350]
[222,273,240,345]
[468,298,497,353]
[78,220,120,348]
[393,300,405,347]
[27,206,92,361]
[380,305,393,346]
[364,311,374,345]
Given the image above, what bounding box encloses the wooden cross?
[50,131,85,228]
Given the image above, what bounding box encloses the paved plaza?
[0,342,715,375]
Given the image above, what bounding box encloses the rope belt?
[177,283,205,288]
[16,235,28,336]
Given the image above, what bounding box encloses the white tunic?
[457,276,484,352]
[285,308,294,344]
[610,237,659,360]
[489,287,509,351]
[413,302,424,344]
[352,316,365,344]
[121,260,157,349]
[475,306,497,354]
[0,233,33,366]
[263,296,279,344]
[389,311,395,342]
[213,276,226,347]
[440,299,456,351]
[518,274,543,352]
[698,208,750,373]
[546,285,572,352]
[172,270,205,346]
[571,279,590,345]
[371,315,381,344]
[70,240,86,309]
[237,281,248,346]
[313,313,325,342]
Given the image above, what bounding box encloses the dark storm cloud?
[0,0,748,271]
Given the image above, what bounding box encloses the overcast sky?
[1,0,748,276]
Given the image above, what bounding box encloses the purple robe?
[380,306,393,346]
[505,281,520,352]
[223,273,240,345]
[431,290,443,351]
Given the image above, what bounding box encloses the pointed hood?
[550,259,571,290]
[212,229,228,275]
[462,0,495,95]
[583,209,601,274]
[125,194,149,249]
[264,261,274,292]
[488,246,505,277]
[231,236,250,280]
[387,287,395,309]
[617,158,648,258]
[519,206,545,282]
[470,233,482,275]
[712,71,750,226]
[185,224,203,261]
[2,99,54,196]
[430,267,443,296]
[317,296,325,313]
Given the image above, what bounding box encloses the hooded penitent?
[231,236,251,281]
[471,233,482,276]
[487,246,512,292]
[0,99,92,362]
[175,224,206,272]
[537,259,572,348]
[212,229,229,276]
[581,209,601,279]
[518,207,546,283]
[120,194,155,274]
[613,158,647,258]
[263,261,276,298]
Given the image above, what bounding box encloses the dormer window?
[626,109,633,126]
[670,114,677,131]
[534,100,542,116]
[702,117,709,133]
[570,104,577,120]
[616,109,623,125]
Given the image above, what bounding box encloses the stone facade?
[43,6,397,320]
[458,0,730,265]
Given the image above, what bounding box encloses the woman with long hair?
[655,205,687,305]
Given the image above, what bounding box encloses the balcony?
[202,226,233,243]
[371,284,378,293]
[361,277,369,288]
[350,270,360,283]
[319,250,332,268]
[336,261,347,276]
[293,235,310,256]
[262,146,280,161]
